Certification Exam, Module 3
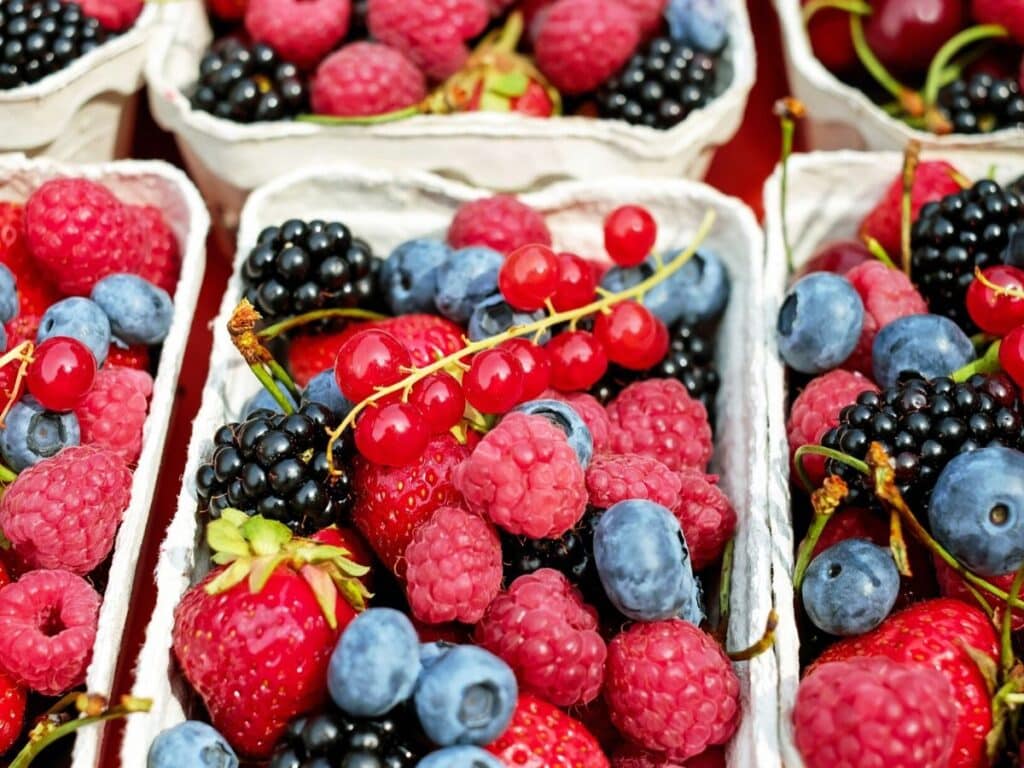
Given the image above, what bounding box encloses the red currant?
[335,329,411,404]
[355,402,430,466]
[1000,327,1024,388]
[463,348,524,413]
[498,244,560,311]
[409,372,465,434]
[551,252,598,311]
[604,205,657,267]
[546,331,608,391]
[501,338,551,401]
[26,337,96,411]
[594,301,668,370]
[967,266,1024,336]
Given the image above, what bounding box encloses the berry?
[129,204,180,294]
[409,372,465,434]
[468,294,547,343]
[605,205,657,267]
[595,301,668,370]
[91,273,173,345]
[673,467,736,570]
[0,669,25,756]
[552,251,598,311]
[934,560,1024,630]
[796,239,872,278]
[501,338,551,402]
[0,211,61,318]
[378,313,466,368]
[514,398,594,468]
[0,396,80,472]
[419,747,503,768]
[938,73,1024,133]
[289,324,372,387]
[972,0,1024,44]
[1001,325,1024,387]
[435,246,502,323]
[486,694,608,768]
[546,330,608,391]
[148,722,240,768]
[448,195,552,256]
[543,390,612,451]
[463,348,524,414]
[872,314,975,389]
[380,238,452,315]
[355,402,430,467]
[0,568,100,695]
[586,452,680,510]
[37,297,111,366]
[657,249,731,327]
[73,365,152,463]
[192,40,307,123]
[269,707,421,768]
[864,0,963,75]
[618,0,670,38]
[77,0,140,30]
[335,329,411,404]
[966,264,1024,334]
[26,336,96,412]
[776,273,864,374]
[302,368,353,419]
[666,0,729,52]
[105,342,151,370]
[499,243,559,311]
[0,265,17,324]
[802,539,900,636]
[245,0,349,69]
[312,42,425,117]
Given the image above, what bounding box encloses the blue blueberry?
[241,386,298,418]
[380,239,452,315]
[417,747,504,768]
[467,294,549,343]
[147,721,238,768]
[776,273,864,374]
[0,323,7,354]
[513,399,593,468]
[593,499,700,622]
[667,0,730,52]
[328,607,421,718]
[91,274,174,346]
[435,247,503,323]
[929,446,1024,577]
[0,264,18,324]
[301,369,352,419]
[601,261,649,295]
[420,641,455,671]
[872,314,975,389]
[38,297,111,366]
[801,539,899,636]
[0,396,80,471]
[414,645,517,746]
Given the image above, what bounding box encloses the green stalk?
[1001,563,1024,675]
[297,106,422,126]
[953,340,1002,382]
[864,236,897,270]
[774,99,804,273]
[717,537,735,640]
[793,444,870,493]
[801,0,871,24]
[250,364,295,414]
[257,307,388,340]
[923,25,1009,107]
[793,510,833,589]
[266,359,301,400]
[850,14,919,111]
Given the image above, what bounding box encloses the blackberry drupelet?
[269,707,422,768]
[910,179,1023,332]
[937,73,1024,134]
[191,39,306,123]
[195,402,355,535]
[597,37,719,129]
[242,218,381,323]
[0,0,110,89]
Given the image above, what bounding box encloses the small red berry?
[355,402,430,466]
[502,338,551,402]
[594,301,668,370]
[967,266,1024,336]
[26,336,97,411]
[464,348,525,414]
[499,244,560,311]
[409,372,465,434]
[335,329,411,404]
[546,331,608,391]
[1000,327,1024,388]
[551,252,597,311]
[604,205,657,267]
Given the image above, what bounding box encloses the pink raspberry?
[606,619,739,760]
[312,43,427,117]
[613,745,726,767]
[972,0,1024,45]
[403,506,503,625]
[476,569,606,707]
[794,657,956,768]
[618,0,668,37]
[586,453,681,511]
[454,412,587,538]
[542,389,611,452]
[245,0,351,70]
[607,378,712,472]
[25,178,147,296]
[0,446,132,575]
[74,366,153,464]
[843,261,927,374]
[128,205,180,294]
[673,469,735,571]
[448,195,552,256]
[486,0,516,15]
[534,0,640,94]
[77,0,142,30]
[0,569,100,695]
[368,0,489,81]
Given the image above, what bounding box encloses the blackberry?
[821,374,1024,513]
[191,39,307,123]
[0,0,111,89]
[195,402,355,535]
[269,707,423,768]
[597,37,719,129]
[242,218,381,323]
[910,179,1023,331]
[937,73,1024,134]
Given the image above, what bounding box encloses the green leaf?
[480,92,511,113]
[241,516,292,556]
[489,71,529,98]
[220,508,250,527]
[300,564,338,629]
[205,559,251,595]
[206,519,251,560]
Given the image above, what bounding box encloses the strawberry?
[0,203,61,318]
[813,598,998,768]
[310,525,376,591]
[288,322,376,388]
[0,314,39,405]
[486,693,610,768]
[0,667,25,755]
[105,344,151,371]
[172,511,370,759]
[378,314,466,368]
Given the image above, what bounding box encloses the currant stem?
[0,340,34,429]
[952,340,1002,382]
[715,537,735,643]
[922,24,1009,108]
[1000,563,1024,674]
[850,14,919,112]
[257,307,388,340]
[250,364,296,415]
[863,236,897,270]
[900,141,920,275]
[727,610,778,662]
[774,97,805,273]
[793,444,870,494]
[800,0,870,24]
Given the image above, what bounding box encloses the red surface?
[96,1,793,763]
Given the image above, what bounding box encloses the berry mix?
[188,0,732,129]
[145,195,751,768]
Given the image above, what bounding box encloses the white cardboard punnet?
[120,168,777,767]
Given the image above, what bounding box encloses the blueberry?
[0,396,80,471]
[328,607,421,718]
[435,246,503,323]
[802,539,899,636]
[666,0,730,52]
[513,399,593,468]
[467,294,549,343]
[38,297,111,366]
[417,747,504,768]
[91,274,174,346]
[600,262,649,295]
[301,369,352,419]
[593,499,700,622]
[242,387,298,418]
[421,641,455,671]
[414,645,517,746]
[380,238,452,315]
[929,446,1024,577]
[872,314,975,389]
[776,273,864,374]
[0,264,18,324]
[147,721,238,768]
[0,324,7,355]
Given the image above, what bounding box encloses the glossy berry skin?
[334,329,411,404]
[191,40,307,123]
[90,273,173,346]
[147,721,239,768]
[0,668,25,757]
[27,336,96,412]
[355,402,429,467]
[552,252,597,311]
[0,396,79,472]
[604,205,657,267]
[498,244,560,311]
[464,348,524,414]
[380,238,452,315]
[514,398,594,468]
[802,539,900,637]
[410,373,465,434]
[468,294,548,343]
[501,338,551,401]
[966,265,1024,334]
[37,297,110,367]
[1001,326,1024,387]
[268,707,421,767]
[776,273,864,374]
[594,301,668,370]
[547,331,608,391]
[434,246,502,323]
[871,314,975,389]
[419,747,504,768]
[864,0,964,75]
[795,240,871,279]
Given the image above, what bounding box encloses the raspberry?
[105,344,151,370]
[128,205,180,294]
[534,0,640,95]
[378,314,466,368]
[77,0,142,30]
[448,195,552,256]
[367,0,489,81]
[312,43,427,117]
[476,569,606,707]
[673,468,736,570]
[618,0,668,37]
[486,0,515,14]
[288,323,375,387]
[586,453,681,510]
[404,505,503,625]
[843,260,927,374]
[542,389,612,452]
[0,446,132,575]
[455,412,587,538]
[794,657,956,768]
[934,558,1024,630]
[613,745,726,767]
[24,179,147,296]
[0,569,100,695]
[972,0,1024,44]
[607,378,712,471]
[605,619,739,760]
[74,366,153,464]
[245,0,351,69]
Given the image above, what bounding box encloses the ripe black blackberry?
[597,37,719,129]
[910,179,1023,331]
[242,218,381,323]
[269,707,422,768]
[195,402,355,535]
[0,0,110,89]
[191,39,307,123]
[937,73,1024,134]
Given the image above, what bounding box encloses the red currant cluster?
[6,337,96,414]
[965,265,1024,385]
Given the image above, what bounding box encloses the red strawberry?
[0,667,25,755]
[105,344,151,371]
[310,525,376,591]
[487,693,610,768]
[288,322,376,388]
[378,314,466,368]
[0,203,61,318]
[0,314,39,405]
